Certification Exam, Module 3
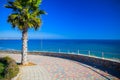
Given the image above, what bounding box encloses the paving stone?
[1,53,119,80]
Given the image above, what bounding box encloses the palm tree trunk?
[21,29,28,65]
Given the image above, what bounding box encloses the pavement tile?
[1,53,119,80]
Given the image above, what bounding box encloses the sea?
[0,39,120,60]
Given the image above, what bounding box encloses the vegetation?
[5,0,46,65]
[0,56,19,80]
[0,62,5,79]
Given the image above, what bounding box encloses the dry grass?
[19,62,36,66]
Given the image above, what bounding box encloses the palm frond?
[6,0,45,31]
[39,10,46,14]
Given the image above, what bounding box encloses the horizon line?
[0,38,120,40]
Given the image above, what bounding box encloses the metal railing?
[38,49,120,62]
[1,48,120,62]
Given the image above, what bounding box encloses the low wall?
[30,52,120,74]
[0,50,120,77]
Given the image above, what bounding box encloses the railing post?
[59,49,60,53]
[78,50,79,55]
[102,52,104,59]
[88,50,90,56]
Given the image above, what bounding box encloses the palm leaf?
[6,0,45,31]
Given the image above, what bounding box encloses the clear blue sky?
[0,0,120,39]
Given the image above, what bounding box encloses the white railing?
[1,48,120,62]
[38,49,120,62]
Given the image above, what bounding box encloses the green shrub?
[0,62,5,79]
[0,56,19,80]
[2,56,16,65]
[0,63,4,74]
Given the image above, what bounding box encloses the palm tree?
[5,0,45,65]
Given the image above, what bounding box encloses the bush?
[0,56,19,80]
[0,62,5,79]
[0,63,4,74]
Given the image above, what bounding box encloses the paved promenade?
[0,53,119,80]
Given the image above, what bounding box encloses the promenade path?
[0,53,119,80]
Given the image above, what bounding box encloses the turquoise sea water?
[0,39,120,60]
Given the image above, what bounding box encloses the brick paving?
[0,53,119,80]
[17,66,51,80]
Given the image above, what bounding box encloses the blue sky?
[0,0,120,39]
